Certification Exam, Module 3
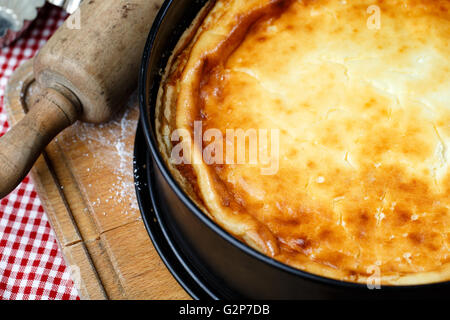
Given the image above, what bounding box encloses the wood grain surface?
[4,58,190,300]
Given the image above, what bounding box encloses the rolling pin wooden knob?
[0,0,160,199]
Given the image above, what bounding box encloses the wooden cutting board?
[4,56,190,300]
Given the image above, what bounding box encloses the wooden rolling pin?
[0,0,158,199]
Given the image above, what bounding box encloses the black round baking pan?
[137,0,450,299]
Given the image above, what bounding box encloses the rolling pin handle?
[0,87,80,199]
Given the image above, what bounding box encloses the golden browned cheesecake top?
[157,0,450,284]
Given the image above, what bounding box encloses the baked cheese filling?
[157,0,450,284]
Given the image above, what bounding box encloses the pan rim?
[134,126,225,300]
[138,0,450,292]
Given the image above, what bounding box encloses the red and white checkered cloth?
[0,5,79,300]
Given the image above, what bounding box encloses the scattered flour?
[60,92,140,214]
